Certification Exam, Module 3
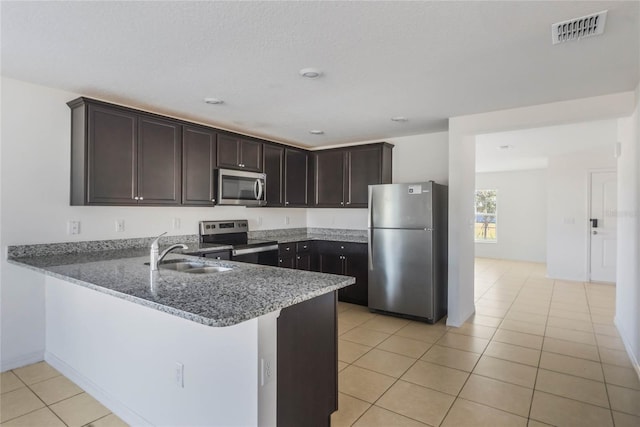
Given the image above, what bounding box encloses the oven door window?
[221,176,263,201]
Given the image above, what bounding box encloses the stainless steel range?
[198,220,279,266]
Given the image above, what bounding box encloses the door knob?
[592,230,598,235]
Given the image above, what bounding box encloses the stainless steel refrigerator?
[368,182,448,323]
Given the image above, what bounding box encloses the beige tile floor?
[0,362,128,426]
[333,258,640,427]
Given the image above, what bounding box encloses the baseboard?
[613,317,640,380]
[1,350,44,372]
[446,306,475,328]
[45,352,153,426]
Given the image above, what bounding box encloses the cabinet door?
[346,145,381,207]
[314,150,345,207]
[344,252,369,306]
[239,139,263,172]
[285,148,310,206]
[295,253,312,271]
[263,144,284,207]
[216,135,240,169]
[137,116,182,205]
[182,126,216,205]
[319,253,344,276]
[278,256,296,269]
[87,105,137,204]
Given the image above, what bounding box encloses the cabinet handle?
[303,245,307,249]
[286,247,290,251]
[346,201,351,205]
[215,256,221,260]
[297,256,300,260]
[340,246,344,249]
[285,201,289,205]
[211,199,216,203]
[340,201,344,205]
[134,196,139,200]
[279,259,282,263]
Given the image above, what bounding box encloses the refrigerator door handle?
[368,230,373,271]
[368,188,374,228]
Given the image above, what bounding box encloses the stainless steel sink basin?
[147,259,233,274]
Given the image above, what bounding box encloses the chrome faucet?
[150,232,188,271]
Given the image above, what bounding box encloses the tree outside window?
[475,190,497,242]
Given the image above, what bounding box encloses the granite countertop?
[8,250,354,328]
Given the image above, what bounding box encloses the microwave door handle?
[256,179,264,200]
[254,179,259,200]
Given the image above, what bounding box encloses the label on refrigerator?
[407,185,422,195]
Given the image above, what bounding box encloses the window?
[475,189,497,242]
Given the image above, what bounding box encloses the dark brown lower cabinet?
[277,291,337,427]
[317,241,368,306]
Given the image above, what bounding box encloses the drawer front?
[296,240,312,253]
[279,242,296,255]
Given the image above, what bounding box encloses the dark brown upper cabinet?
[217,135,262,172]
[182,125,217,206]
[69,98,181,206]
[284,148,312,207]
[314,143,393,208]
[262,145,312,207]
[263,144,284,207]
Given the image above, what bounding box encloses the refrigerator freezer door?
[368,228,434,318]
[369,183,433,229]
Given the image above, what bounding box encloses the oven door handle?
[232,244,279,256]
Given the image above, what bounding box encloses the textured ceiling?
[2,1,638,147]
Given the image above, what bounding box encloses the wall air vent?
[551,10,607,45]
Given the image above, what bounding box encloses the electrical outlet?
[285,216,290,225]
[172,218,181,230]
[115,219,125,232]
[68,221,81,235]
[257,217,263,227]
[260,354,274,387]
[175,362,184,388]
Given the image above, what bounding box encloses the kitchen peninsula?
[8,240,353,426]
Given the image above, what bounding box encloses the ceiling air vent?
[551,10,607,45]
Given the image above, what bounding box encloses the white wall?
[390,132,449,184]
[306,131,449,230]
[448,91,636,328]
[46,276,259,426]
[0,77,306,369]
[546,147,616,281]
[475,169,547,263]
[616,86,640,376]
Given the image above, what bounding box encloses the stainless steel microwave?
[216,168,267,206]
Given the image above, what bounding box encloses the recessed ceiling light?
[498,145,513,150]
[391,116,408,122]
[204,97,224,105]
[309,130,324,135]
[299,68,322,79]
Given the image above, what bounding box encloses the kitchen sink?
[147,259,233,274]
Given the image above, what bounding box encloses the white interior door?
[590,171,617,283]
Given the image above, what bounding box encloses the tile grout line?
[585,281,617,426]
[527,277,558,423]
